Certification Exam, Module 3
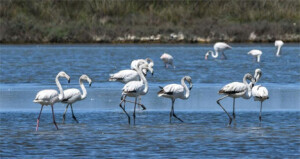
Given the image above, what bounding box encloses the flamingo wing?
[34,89,59,102]
[62,88,81,103]
[122,81,144,93]
[219,82,246,94]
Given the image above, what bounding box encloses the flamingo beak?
[89,82,92,87]
[68,79,70,83]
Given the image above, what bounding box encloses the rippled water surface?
[0,44,299,158]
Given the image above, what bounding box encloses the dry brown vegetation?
[0,0,299,43]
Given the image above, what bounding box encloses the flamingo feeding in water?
[61,74,92,123]
[33,71,70,131]
[275,40,284,56]
[217,73,255,125]
[160,53,175,68]
[251,69,269,122]
[248,49,262,62]
[131,58,154,76]
[205,42,232,60]
[119,62,150,124]
[157,76,193,123]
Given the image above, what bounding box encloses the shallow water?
[1,112,299,158]
[0,44,299,158]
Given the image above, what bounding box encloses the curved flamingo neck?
[79,78,87,100]
[181,77,190,99]
[276,46,281,56]
[243,75,253,99]
[55,74,64,101]
[257,55,261,62]
[207,50,218,58]
[137,65,148,94]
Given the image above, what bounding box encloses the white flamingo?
[119,62,150,124]
[131,58,154,76]
[157,76,192,123]
[217,73,255,125]
[109,58,153,83]
[160,53,175,68]
[248,49,262,62]
[205,42,232,60]
[252,69,269,122]
[33,71,70,131]
[61,74,92,123]
[275,40,284,56]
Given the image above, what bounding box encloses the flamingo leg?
[119,95,130,124]
[172,99,183,122]
[169,100,173,123]
[62,104,69,123]
[217,95,233,125]
[259,101,263,122]
[222,52,227,60]
[232,98,236,119]
[70,104,79,123]
[123,99,146,110]
[133,97,137,125]
[51,105,59,130]
[36,105,44,131]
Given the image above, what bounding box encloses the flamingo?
[157,76,192,123]
[33,71,70,131]
[248,49,262,62]
[251,69,269,122]
[160,53,175,68]
[131,58,154,76]
[217,73,255,125]
[275,40,284,56]
[119,62,150,124]
[61,74,92,123]
[205,42,232,60]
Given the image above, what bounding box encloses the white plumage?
[61,74,92,123]
[109,69,139,83]
[251,68,269,122]
[217,73,255,125]
[158,76,192,123]
[119,62,150,124]
[33,71,70,131]
[160,53,175,68]
[205,42,232,60]
[248,49,262,62]
[131,58,154,75]
[275,40,284,56]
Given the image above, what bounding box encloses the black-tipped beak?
[189,86,193,90]
[68,79,70,83]
[152,72,154,76]
[89,83,92,87]
[252,83,254,87]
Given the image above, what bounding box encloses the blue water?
[0,44,300,158]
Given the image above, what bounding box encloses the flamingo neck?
[79,78,87,100]
[257,55,261,62]
[208,50,218,58]
[181,77,190,99]
[55,74,64,101]
[243,75,252,99]
[276,46,281,56]
[137,66,148,94]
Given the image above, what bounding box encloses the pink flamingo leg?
[51,105,59,130]
[36,105,44,131]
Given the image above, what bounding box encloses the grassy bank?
[0,0,299,43]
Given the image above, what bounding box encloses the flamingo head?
[204,52,209,60]
[184,76,193,90]
[80,74,92,87]
[58,71,70,83]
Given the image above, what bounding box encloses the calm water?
[0,44,300,158]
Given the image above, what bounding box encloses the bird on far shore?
[275,40,284,56]
[160,53,175,68]
[248,49,262,62]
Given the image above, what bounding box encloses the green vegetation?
[1,0,299,43]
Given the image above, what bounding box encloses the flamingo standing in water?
[275,40,284,56]
[131,58,154,76]
[217,73,255,125]
[157,76,193,123]
[251,69,269,122]
[61,74,92,123]
[119,62,150,124]
[248,49,262,62]
[33,71,70,131]
[160,53,175,68]
[205,42,232,60]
